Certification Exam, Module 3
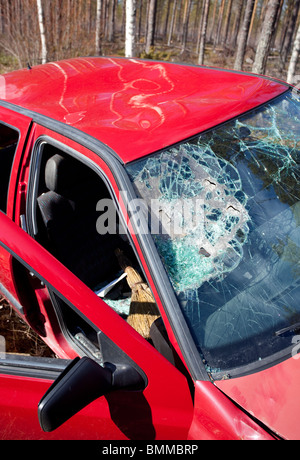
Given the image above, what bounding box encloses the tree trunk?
[234,0,255,70]
[168,0,177,46]
[181,0,192,51]
[36,0,47,64]
[193,0,202,42]
[270,0,284,49]
[230,0,244,48]
[222,0,233,45]
[137,0,143,40]
[104,0,109,40]
[214,0,225,47]
[287,18,300,83]
[145,0,157,54]
[0,1,3,35]
[280,0,300,74]
[125,0,137,57]
[65,0,71,50]
[198,0,210,65]
[108,0,116,42]
[208,0,218,42]
[247,0,258,45]
[252,0,282,75]
[95,0,102,55]
[163,0,172,37]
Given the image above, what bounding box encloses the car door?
[0,107,32,299]
[0,211,194,440]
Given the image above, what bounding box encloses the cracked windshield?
[126,89,300,377]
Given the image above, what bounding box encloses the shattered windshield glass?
[126,89,300,378]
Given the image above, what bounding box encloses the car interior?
[35,146,131,291]
[31,143,179,366]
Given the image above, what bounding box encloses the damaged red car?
[0,57,299,440]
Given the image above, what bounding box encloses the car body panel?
[216,355,300,440]
[0,107,32,298]
[0,211,195,440]
[188,381,274,440]
[0,211,274,441]
[0,372,189,440]
[20,122,193,372]
[0,107,32,219]
[0,57,288,163]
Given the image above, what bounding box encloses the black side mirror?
[38,356,145,432]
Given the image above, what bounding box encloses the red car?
[0,57,299,440]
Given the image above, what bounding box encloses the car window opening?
[33,144,177,365]
[35,147,132,290]
[0,123,19,214]
[0,294,55,358]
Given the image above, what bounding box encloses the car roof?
[0,57,288,164]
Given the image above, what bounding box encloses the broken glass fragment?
[129,145,251,292]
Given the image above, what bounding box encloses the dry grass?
[0,296,55,357]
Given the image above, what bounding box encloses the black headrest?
[45,154,82,194]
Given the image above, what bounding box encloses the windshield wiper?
[275,322,300,336]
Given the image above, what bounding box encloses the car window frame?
[0,212,148,375]
[26,134,125,243]
[0,238,147,385]
[25,134,159,344]
[0,106,33,222]
[0,120,20,214]
[0,352,69,380]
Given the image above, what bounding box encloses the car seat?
[37,153,125,289]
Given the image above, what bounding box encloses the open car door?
[0,211,194,440]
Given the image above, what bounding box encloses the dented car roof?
[0,56,288,163]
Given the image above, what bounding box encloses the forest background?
[0,0,300,85]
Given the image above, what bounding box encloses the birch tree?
[198,0,210,65]
[252,0,281,75]
[125,0,137,57]
[95,0,102,55]
[234,0,255,70]
[287,19,300,83]
[36,0,47,64]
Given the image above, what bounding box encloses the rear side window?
[0,123,19,213]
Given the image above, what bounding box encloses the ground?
[0,296,55,357]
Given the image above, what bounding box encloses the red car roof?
[0,57,287,163]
